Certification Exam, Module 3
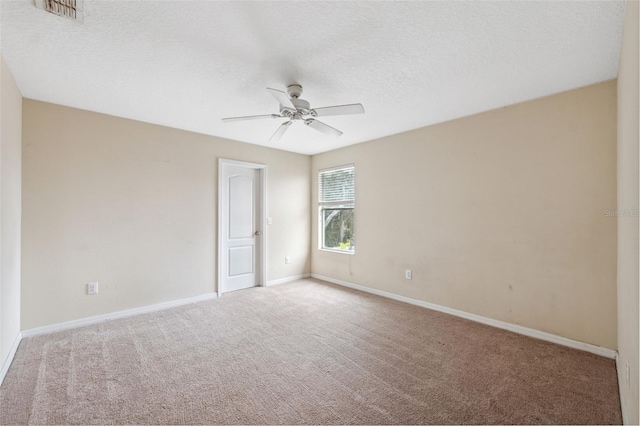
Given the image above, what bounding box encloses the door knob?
[254,230,261,236]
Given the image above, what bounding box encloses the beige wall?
[312,81,618,350]
[617,0,639,423]
[0,56,22,369]
[22,100,310,329]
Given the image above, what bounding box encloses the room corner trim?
[21,292,218,338]
[615,352,629,425]
[0,332,23,387]
[311,274,617,359]
[266,273,311,286]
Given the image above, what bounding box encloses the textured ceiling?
[0,1,625,155]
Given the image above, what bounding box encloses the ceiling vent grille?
[35,0,83,22]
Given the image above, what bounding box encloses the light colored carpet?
[0,278,621,424]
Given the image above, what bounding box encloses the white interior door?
[220,163,262,293]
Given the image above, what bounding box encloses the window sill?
[319,248,355,255]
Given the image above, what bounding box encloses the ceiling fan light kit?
[222,84,365,143]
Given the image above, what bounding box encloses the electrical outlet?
[285,256,291,264]
[405,269,412,280]
[267,217,273,225]
[87,282,99,295]
[625,360,630,386]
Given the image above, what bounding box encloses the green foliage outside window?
[323,208,354,251]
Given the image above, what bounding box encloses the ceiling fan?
[221,84,365,143]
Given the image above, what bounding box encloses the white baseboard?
[266,273,311,286]
[0,331,22,387]
[22,292,218,338]
[311,274,617,359]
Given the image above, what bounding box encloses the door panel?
[228,175,254,239]
[229,246,254,276]
[220,163,261,293]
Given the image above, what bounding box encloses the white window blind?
[319,165,355,204]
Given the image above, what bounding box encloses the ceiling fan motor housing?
[282,85,312,118]
[287,84,303,98]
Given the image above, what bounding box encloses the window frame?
[318,164,355,254]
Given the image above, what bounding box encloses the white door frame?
[217,158,267,296]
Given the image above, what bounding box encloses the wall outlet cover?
[87,282,99,295]
[625,360,630,386]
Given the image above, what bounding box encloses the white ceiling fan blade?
[268,121,292,143]
[305,119,343,138]
[312,103,365,117]
[266,88,296,110]
[222,114,282,122]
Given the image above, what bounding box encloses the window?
[318,164,355,253]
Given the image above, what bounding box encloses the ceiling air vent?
[35,0,83,22]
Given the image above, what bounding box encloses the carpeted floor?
[0,279,621,425]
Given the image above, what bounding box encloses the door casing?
[217,158,267,296]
